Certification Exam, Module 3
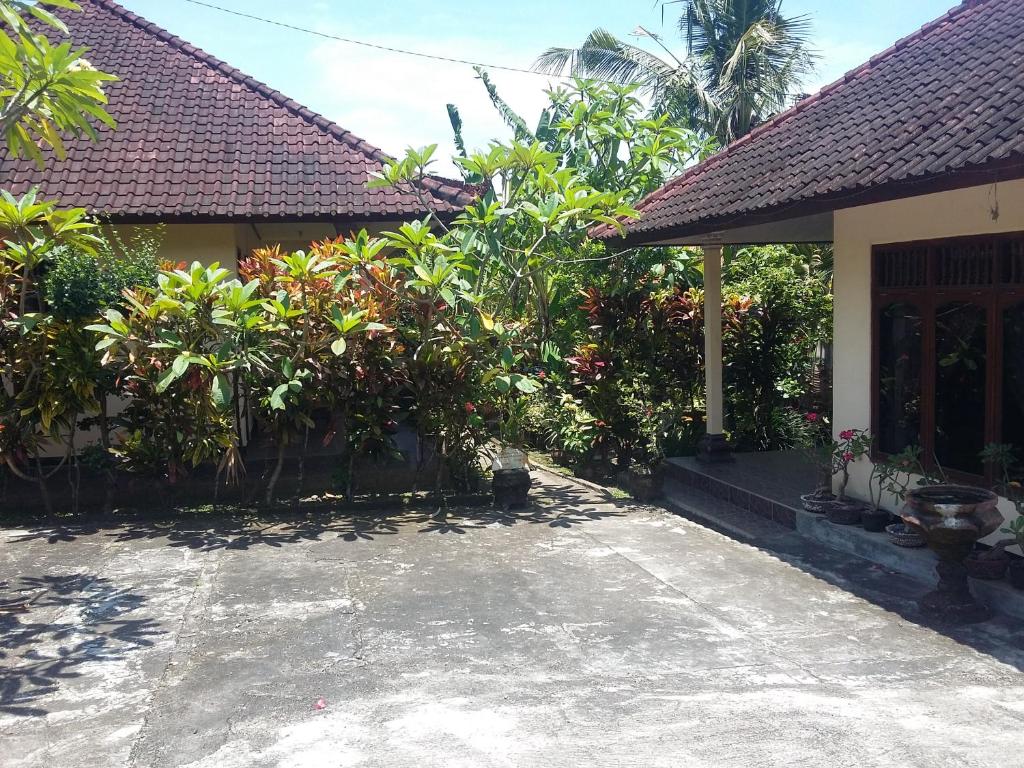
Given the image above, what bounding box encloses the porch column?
[697,244,732,463]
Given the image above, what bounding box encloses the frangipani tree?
[0,0,116,163]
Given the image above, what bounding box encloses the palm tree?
[534,0,816,144]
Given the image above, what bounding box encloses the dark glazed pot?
[902,485,1003,623]
[964,549,1010,581]
[1009,559,1024,591]
[861,508,891,533]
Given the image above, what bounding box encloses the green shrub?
[43,227,160,319]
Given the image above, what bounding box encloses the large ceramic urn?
[901,485,1003,623]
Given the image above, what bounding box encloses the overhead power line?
[181,0,578,80]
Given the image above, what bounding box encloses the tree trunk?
[264,440,286,507]
[66,424,79,517]
[34,452,53,517]
[293,425,309,507]
[98,395,116,515]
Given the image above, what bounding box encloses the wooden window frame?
[871,231,1024,485]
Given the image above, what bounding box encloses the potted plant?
[1002,518,1024,590]
[962,444,1021,580]
[879,445,931,546]
[965,540,1012,581]
[978,444,1024,589]
[799,411,836,513]
[486,332,542,510]
[490,393,534,509]
[865,445,922,532]
[825,428,872,525]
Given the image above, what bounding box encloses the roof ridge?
[82,0,470,207]
[624,0,994,221]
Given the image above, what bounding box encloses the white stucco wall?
[833,177,1024,546]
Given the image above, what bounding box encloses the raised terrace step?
[662,454,1024,623]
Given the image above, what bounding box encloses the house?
[0,0,472,267]
[596,0,1024,539]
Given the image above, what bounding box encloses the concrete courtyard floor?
[3,471,1024,768]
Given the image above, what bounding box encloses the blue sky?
[116,0,956,173]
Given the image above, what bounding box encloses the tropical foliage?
[0,0,116,163]
[0,8,832,512]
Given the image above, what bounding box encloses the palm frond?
[535,28,677,92]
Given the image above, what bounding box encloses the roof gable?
[600,0,1024,243]
[0,0,473,221]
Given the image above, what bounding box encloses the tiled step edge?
[661,478,795,543]
[662,469,1024,623]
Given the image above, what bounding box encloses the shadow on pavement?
[4,480,629,553]
[0,575,161,718]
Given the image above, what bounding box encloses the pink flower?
[805,413,818,422]
[464,402,476,414]
[843,451,854,462]
[840,430,854,440]
[313,698,327,711]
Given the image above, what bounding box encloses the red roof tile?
[0,0,473,221]
[597,0,1024,244]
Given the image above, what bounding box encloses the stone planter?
[617,469,663,502]
[492,446,528,471]
[860,508,891,533]
[902,485,1003,623]
[826,501,864,526]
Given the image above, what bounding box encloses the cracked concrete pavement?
[3,470,1024,767]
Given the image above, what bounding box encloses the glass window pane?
[878,303,922,454]
[1003,302,1024,451]
[935,302,987,474]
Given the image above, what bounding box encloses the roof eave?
[604,155,1024,248]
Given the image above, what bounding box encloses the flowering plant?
[832,428,872,501]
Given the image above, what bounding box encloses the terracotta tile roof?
[0,0,474,221]
[597,0,1024,244]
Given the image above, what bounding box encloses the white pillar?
[698,244,730,462]
[703,245,724,434]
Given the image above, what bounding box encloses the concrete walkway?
[2,471,1024,768]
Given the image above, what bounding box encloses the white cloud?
[305,34,560,176]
